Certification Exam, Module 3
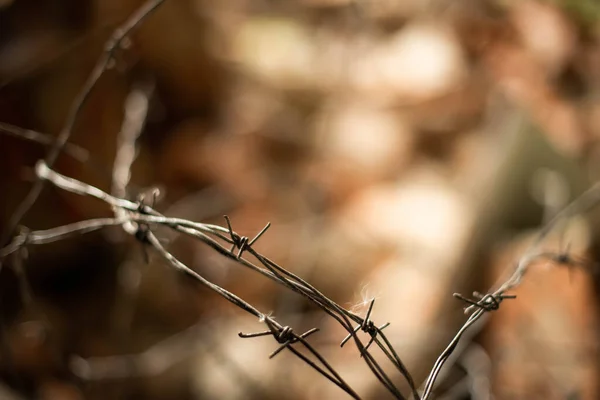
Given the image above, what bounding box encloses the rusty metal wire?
[419,180,600,399]
[12,151,598,399]
[0,0,165,247]
[2,1,600,399]
[19,159,413,399]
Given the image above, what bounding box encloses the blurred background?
[1,0,600,398]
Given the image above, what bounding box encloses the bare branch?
[111,80,153,198]
[1,0,165,245]
[0,122,90,163]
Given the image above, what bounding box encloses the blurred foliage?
[553,0,600,27]
[1,0,600,399]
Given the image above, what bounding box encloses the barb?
[0,0,417,397]
[132,188,161,264]
[4,154,597,400]
[1,0,165,246]
[239,317,359,398]
[147,230,360,398]
[538,246,597,277]
[496,180,600,296]
[245,243,408,398]
[340,299,389,352]
[32,161,415,398]
[335,299,410,399]
[224,215,271,259]
[453,292,517,313]
[3,1,599,398]
[239,323,319,359]
[419,181,600,399]
[32,160,418,398]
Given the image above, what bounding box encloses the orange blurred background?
[1,0,600,399]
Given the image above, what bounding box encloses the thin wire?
[33,161,413,398]
[146,231,360,398]
[1,0,165,247]
[0,122,90,163]
[11,156,600,399]
[418,181,600,399]
[0,218,125,258]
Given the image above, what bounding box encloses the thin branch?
[1,0,165,245]
[0,218,124,258]
[111,80,153,199]
[0,122,90,163]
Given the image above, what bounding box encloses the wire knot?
[362,320,379,337]
[453,291,516,313]
[275,326,295,344]
[340,299,390,353]
[238,316,319,359]
[132,188,160,244]
[224,215,271,260]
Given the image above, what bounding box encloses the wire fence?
[1,0,599,398]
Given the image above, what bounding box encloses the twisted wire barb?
[9,160,368,394]
[2,159,421,398]
[236,318,361,396]
[238,324,320,359]
[418,180,600,399]
[3,0,599,397]
[8,158,600,399]
[340,299,390,351]
[146,231,361,399]
[453,292,517,312]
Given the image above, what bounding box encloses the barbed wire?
[418,179,600,399]
[26,159,415,399]
[0,0,165,248]
[1,0,600,399]
[5,146,598,399]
